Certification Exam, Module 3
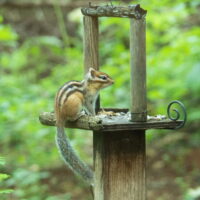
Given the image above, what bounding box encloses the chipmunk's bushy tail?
[56,126,94,185]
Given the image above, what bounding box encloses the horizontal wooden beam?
[39,111,183,131]
[81,4,147,19]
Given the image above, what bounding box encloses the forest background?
[0,0,200,199]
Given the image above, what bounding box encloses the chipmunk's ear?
[88,67,96,78]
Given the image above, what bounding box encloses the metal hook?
[167,100,187,129]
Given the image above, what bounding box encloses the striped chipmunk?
[55,67,114,185]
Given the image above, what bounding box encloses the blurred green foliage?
[184,187,200,200]
[0,0,199,199]
[0,157,13,197]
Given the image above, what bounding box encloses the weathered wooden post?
[39,3,186,200]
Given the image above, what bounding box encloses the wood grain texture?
[128,17,147,200]
[130,18,147,122]
[94,131,146,200]
[83,15,100,112]
[83,16,99,73]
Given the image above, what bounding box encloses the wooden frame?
[39,4,184,200]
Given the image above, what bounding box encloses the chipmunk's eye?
[99,75,107,80]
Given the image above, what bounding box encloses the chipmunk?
[55,67,114,185]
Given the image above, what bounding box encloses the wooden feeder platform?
[39,109,183,132]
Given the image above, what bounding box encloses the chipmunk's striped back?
[55,80,84,109]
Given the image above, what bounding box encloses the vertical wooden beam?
[126,18,146,200]
[83,16,99,73]
[83,16,100,112]
[130,18,147,122]
[94,131,146,200]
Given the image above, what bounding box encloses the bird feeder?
[39,4,186,200]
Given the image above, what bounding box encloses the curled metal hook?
[167,100,187,129]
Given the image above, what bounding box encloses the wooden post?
[129,18,147,200]
[83,16,99,72]
[94,131,146,200]
[130,18,147,122]
[83,16,100,112]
